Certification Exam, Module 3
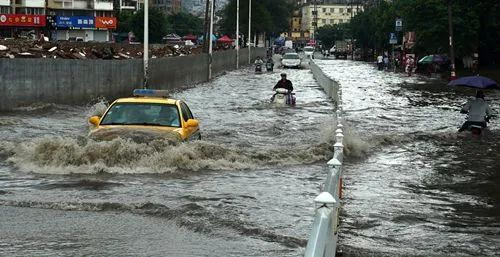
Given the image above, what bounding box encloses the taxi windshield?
[100,103,181,127]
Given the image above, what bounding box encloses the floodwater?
[314,59,500,257]
[0,61,337,257]
[1,57,498,257]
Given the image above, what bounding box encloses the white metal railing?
[304,60,343,257]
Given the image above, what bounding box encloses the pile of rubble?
[0,39,202,60]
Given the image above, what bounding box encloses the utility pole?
[248,0,251,64]
[312,0,318,41]
[236,0,240,69]
[203,0,210,53]
[351,0,354,60]
[208,0,214,79]
[143,0,149,88]
[447,0,456,79]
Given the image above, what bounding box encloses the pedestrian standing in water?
[377,54,384,70]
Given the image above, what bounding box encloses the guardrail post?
[325,158,342,197]
[304,192,338,257]
[333,142,344,163]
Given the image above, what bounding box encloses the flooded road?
[314,60,500,257]
[1,58,499,257]
[0,63,336,257]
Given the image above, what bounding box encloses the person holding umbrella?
[449,76,498,133]
[458,90,493,132]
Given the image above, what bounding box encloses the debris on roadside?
[0,39,203,60]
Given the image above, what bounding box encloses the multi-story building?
[181,0,204,16]
[301,0,363,37]
[287,9,310,45]
[0,0,47,38]
[47,0,116,42]
[152,0,181,15]
[113,0,142,12]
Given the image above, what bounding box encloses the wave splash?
[1,134,334,174]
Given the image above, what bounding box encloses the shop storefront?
[53,16,116,42]
[0,14,46,38]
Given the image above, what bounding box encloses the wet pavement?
[1,58,499,257]
[0,61,335,257]
[314,59,500,257]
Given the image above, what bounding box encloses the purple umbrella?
[448,76,499,89]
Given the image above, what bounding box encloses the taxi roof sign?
[133,89,169,97]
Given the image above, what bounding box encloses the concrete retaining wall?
[309,60,339,105]
[0,47,265,111]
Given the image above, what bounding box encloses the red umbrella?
[182,34,197,41]
[217,35,234,43]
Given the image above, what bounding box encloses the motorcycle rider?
[273,73,293,91]
[265,57,274,71]
[458,90,492,132]
[254,56,264,72]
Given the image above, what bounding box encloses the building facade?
[152,0,181,15]
[301,0,363,37]
[286,9,309,45]
[113,0,142,12]
[0,0,47,38]
[47,0,116,42]
[1,1,117,41]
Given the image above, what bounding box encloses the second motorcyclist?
[458,90,493,132]
[254,56,264,73]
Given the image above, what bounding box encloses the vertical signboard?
[389,33,397,44]
[395,18,402,32]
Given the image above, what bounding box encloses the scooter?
[255,64,263,74]
[460,116,492,136]
[266,62,274,72]
[270,88,296,106]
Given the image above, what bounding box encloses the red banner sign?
[95,17,117,29]
[0,14,46,27]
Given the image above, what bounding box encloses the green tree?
[167,12,203,36]
[219,0,292,39]
[115,10,134,34]
[316,24,350,48]
[349,0,499,65]
[131,8,169,43]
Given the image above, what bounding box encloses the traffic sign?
[389,33,397,44]
[395,18,402,31]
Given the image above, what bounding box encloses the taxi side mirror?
[89,116,100,126]
[186,119,199,128]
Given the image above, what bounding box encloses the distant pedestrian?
[377,54,383,70]
[383,55,390,70]
[406,56,415,76]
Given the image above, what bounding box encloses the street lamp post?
[236,0,239,69]
[351,0,354,60]
[143,0,149,88]
[248,0,252,64]
[447,0,456,80]
[208,0,214,79]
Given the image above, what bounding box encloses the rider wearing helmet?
[458,90,492,132]
[273,73,293,91]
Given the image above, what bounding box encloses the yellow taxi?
[88,89,201,141]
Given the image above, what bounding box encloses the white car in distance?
[303,46,315,59]
[281,53,301,68]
